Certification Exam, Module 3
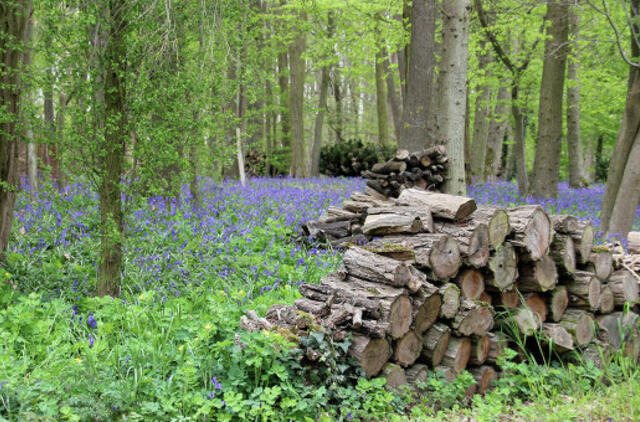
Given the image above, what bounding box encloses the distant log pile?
[362,147,449,198]
[246,187,640,394]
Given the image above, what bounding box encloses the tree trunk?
[97,0,127,297]
[278,51,290,149]
[470,43,493,181]
[375,48,389,146]
[0,0,32,257]
[566,5,583,188]
[22,16,37,196]
[289,13,307,177]
[332,66,343,142]
[530,0,569,198]
[383,48,402,141]
[511,86,528,194]
[440,0,471,195]
[485,85,511,180]
[311,66,330,176]
[400,0,437,151]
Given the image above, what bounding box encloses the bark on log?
[571,221,594,265]
[524,293,548,323]
[608,270,639,307]
[559,309,594,346]
[585,252,614,282]
[471,365,498,394]
[550,234,577,276]
[412,281,442,334]
[362,213,422,236]
[439,283,461,319]
[518,255,558,292]
[340,246,419,291]
[507,205,553,261]
[598,285,615,314]
[406,363,429,385]
[452,299,495,336]
[551,214,579,234]
[397,188,477,221]
[441,336,471,373]
[541,323,574,353]
[421,323,451,367]
[566,271,601,311]
[349,336,393,377]
[486,243,518,291]
[371,234,462,279]
[486,332,508,365]
[455,268,485,300]
[372,160,408,174]
[434,220,490,267]
[547,286,569,322]
[366,205,434,232]
[381,362,408,390]
[472,206,511,249]
[469,335,490,366]
[394,330,423,367]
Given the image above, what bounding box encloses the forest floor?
[0,177,638,421]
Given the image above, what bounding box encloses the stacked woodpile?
[320,139,395,177]
[363,147,449,198]
[250,189,640,393]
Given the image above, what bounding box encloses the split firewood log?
[541,323,574,353]
[451,299,495,336]
[394,330,423,367]
[559,309,594,346]
[422,323,452,367]
[441,337,471,373]
[546,286,569,322]
[566,271,601,311]
[349,336,393,378]
[607,270,639,307]
[507,205,553,261]
[517,255,558,292]
[369,234,462,279]
[397,188,477,221]
[486,243,518,291]
[472,206,511,250]
[434,220,490,267]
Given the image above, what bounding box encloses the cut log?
[478,291,493,305]
[550,234,576,276]
[434,365,458,383]
[381,363,408,390]
[629,232,640,254]
[366,205,434,232]
[394,330,423,367]
[294,298,329,316]
[566,271,601,311]
[524,293,548,323]
[434,221,490,268]
[608,270,639,307]
[452,299,495,336]
[486,332,508,365]
[571,221,594,265]
[362,213,422,236]
[507,206,553,261]
[559,309,594,346]
[439,283,461,319]
[405,364,429,385]
[303,220,351,241]
[349,336,393,378]
[455,268,485,300]
[598,285,615,314]
[597,312,640,359]
[469,335,490,366]
[517,255,558,292]
[551,214,579,234]
[340,246,419,291]
[472,206,511,249]
[508,306,541,336]
[486,243,518,291]
[541,323,574,353]
[330,234,368,249]
[546,286,569,322]
[369,234,462,279]
[412,281,442,334]
[397,188,477,221]
[493,287,520,309]
[471,365,498,394]
[421,323,451,367]
[441,337,471,373]
[325,206,361,220]
[364,185,389,200]
[372,160,408,174]
[585,252,613,282]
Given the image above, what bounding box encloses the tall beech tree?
[530,0,569,198]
